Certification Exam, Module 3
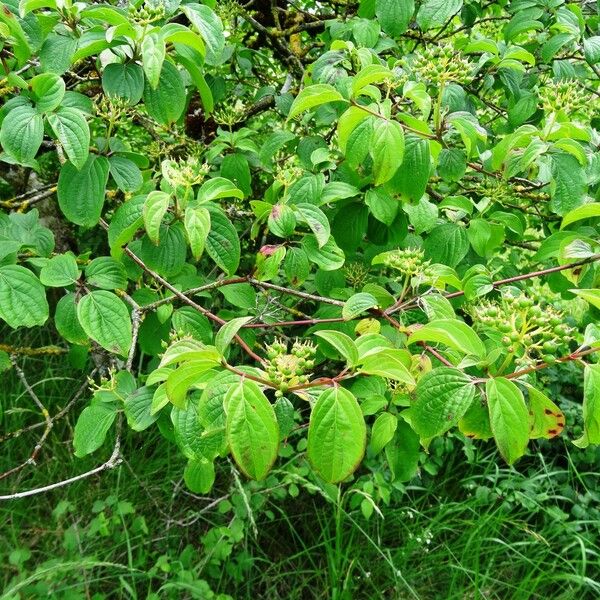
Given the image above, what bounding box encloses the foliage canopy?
[1,0,600,491]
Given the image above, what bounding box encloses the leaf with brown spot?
[526,385,565,440]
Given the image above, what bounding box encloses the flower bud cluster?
[471,288,574,363]
[382,248,428,277]
[539,79,589,117]
[264,338,316,394]
[409,44,474,87]
[161,157,209,188]
[128,1,165,25]
[344,262,370,288]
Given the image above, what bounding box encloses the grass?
[2,333,600,599]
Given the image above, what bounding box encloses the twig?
[387,254,600,315]
[504,347,599,381]
[100,219,264,364]
[0,416,122,501]
[0,358,55,481]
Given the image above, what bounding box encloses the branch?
[504,347,599,381]
[388,254,600,315]
[0,185,56,210]
[100,220,264,364]
[0,419,122,501]
[0,358,54,481]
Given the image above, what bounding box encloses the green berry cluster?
[215,0,241,22]
[469,178,547,209]
[383,248,428,277]
[559,399,583,440]
[409,44,473,87]
[128,0,165,25]
[161,157,209,188]
[539,79,589,118]
[264,338,316,395]
[344,262,370,288]
[213,99,247,127]
[471,288,574,363]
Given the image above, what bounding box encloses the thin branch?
[248,278,345,307]
[100,220,264,364]
[0,429,122,501]
[0,370,96,444]
[504,347,599,381]
[388,254,600,315]
[0,358,54,481]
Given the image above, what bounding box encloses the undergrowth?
[2,347,600,600]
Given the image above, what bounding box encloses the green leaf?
[55,293,87,345]
[369,412,397,455]
[370,119,404,185]
[359,349,415,385]
[375,0,414,37]
[574,364,600,448]
[124,386,158,432]
[288,84,346,120]
[385,420,420,482]
[39,254,80,287]
[284,247,310,285]
[408,319,486,359]
[486,378,529,464]
[162,23,206,57]
[225,379,279,480]
[421,294,455,320]
[47,107,90,170]
[30,72,65,112]
[294,203,330,248]
[268,204,297,238]
[406,367,476,439]
[57,155,110,227]
[365,188,398,226]
[342,292,378,320]
[184,457,215,493]
[423,223,469,268]
[438,148,466,182]
[143,191,171,244]
[219,283,256,310]
[184,206,211,260]
[141,32,165,89]
[77,290,132,356]
[102,62,144,104]
[85,257,127,290]
[159,339,220,368]
[550,153,587,216]
[0,105,43,163]
[197,177,244,202]
[0,265,49,328]
[302,235,345,271]
[205,206,240,275]
[180,3,224,65]
[108,155,143,193]
[560,203,600,229]
[73,403,116,457]
[390,134,430,201]
[584,36,600,65]
[571,289,600,310]
[215,316,253,355]
[307,386,366,483]
[139,223,187,277]
[416,0,462,30]
[351,64,393,97]
[166,360,219,409]
[143,61,186,125]
[314,330,359,367]
[108,196,144,254]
